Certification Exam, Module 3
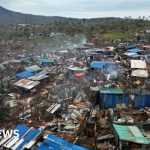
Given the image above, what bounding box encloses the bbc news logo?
[0,130,19,138]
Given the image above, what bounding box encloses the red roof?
[75,72,84,77]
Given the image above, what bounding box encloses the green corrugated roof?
[25,65,41,72]
[39,58,54,63]
[113,124,149,144]
[99,87,123,94]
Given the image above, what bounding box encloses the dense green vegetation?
[0,18,150,42]
[1,5,150,42]
[100,32,134,40]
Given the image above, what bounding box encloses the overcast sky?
[0,0,150,18]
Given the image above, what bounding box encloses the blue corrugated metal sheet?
[66,143,89,150]
[90,61,105,68]
[38,134,88,150]
[16,70,33,78]
[124,52,140,57]
[134,94,150,108]
[15,128,42,150]
[38,143,48,150]
[99,93,129,109]
[13,125,30,138]
[127,48,144,53]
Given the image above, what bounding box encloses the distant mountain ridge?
[0,6,122,24]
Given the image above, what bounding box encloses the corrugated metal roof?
[100,87,123,94]
[38,134,88,150]
[0,137,10,147]
[15,128,43,150]
[134,94,150,108]
[113,124,149,144]
[14,79,40,90]
[25,65,41,72]
[130,60,147,69]
[28,70,49,81]
[90,61,105,68]
[28,75,49,81]
[127,48,144,53]
[14,125,30,138]
[131,70,148,78]
[39,58,54,63]
[124,52,140,57]
[2,125,44,150]
[3,137,19,148]
[68,66,84,71]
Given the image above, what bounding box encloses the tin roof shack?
[38,134,88,150]
[38,58,55,67]
[113,124,149,150]
[90,61,105,79]
[90,61,120,79]
[14,79,40,93]
[99,87,129,109]
[0,124,43,149]
[134,93,150,108]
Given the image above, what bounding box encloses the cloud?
[0,0,150,18]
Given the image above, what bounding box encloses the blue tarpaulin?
[90,61,105,68]
[16,70,33,78]
[38,134,88,150]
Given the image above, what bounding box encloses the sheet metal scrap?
[14,79,40,90]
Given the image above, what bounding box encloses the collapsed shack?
[14,79,40,93]
[44,91,92,143]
